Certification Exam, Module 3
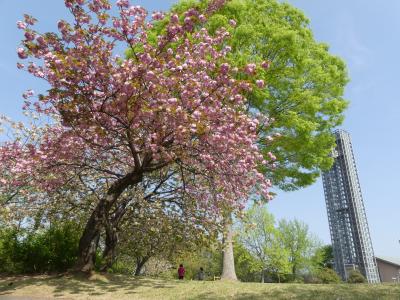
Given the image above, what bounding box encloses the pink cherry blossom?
[245,63,256,75]
[17,47,27,59]
[261,60,270,69]
[24,31,35,41]
[256,79,265,88]
[17,21,27,29]
[116,0,129,8]
[170,14,179,23]
[22,89,34,99]
[152,11,164,20]
[2,0,275,242]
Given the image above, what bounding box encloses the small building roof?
[375,256,400,267]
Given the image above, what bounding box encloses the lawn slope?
[1,274,399,300]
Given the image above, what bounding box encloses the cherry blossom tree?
[0,0,274,272]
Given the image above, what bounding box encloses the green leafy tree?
[233,239,261,282]
[238,205,290,282]
[312,245,334,269]
[307,244,338,283]
[170,0,348,190]
[266,232,292,283]
[277,219,319,278]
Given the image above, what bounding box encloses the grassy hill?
[1,274,399,300]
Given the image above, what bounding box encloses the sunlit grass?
[1,274,399,300]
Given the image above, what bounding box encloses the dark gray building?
[322,130,380,283]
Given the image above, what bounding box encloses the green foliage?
[347,269,367,283]
[0,222,81,274]
[0,227,22,273]
[239,205,318,282]
[116,197,219,276]
[237,205,325,282]
[107,255,136,275]
[171,0,349,191]
[233,239,262,282]
[207,14,229,34]
[238,207,319,281]
[277,219,320,276]
[314,268,341,284]
[312,245,334,269]
[173,246,222,280]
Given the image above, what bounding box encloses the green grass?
[0,274,399,300]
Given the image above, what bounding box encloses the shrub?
[314,268,341,283]
[108,257,135,275]
[304,274,322,284]
[0,227,24,273]
[347,270,367,283]
[0,221,81,274]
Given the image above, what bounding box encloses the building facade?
[322,130,380,283]
[375,257,400,283]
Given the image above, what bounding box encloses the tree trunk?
[100,197,137,271]
[221,214,238,281]
[261,269,265,283]
[75,172,142,272]
[100,220,118,271]
[134,257,149,276]
[75,230,100,273]
[75,199,106,272]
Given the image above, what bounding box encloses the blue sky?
[0,0,399,258]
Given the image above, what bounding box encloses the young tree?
[0,0,273,272]
[238,205,290,282]
[233,239,261,282]
[277,219,319,278]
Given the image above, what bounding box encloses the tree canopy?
[169,0,349,190]
[0,0,274,272]
[238,204,290,282]
[0,0,349,276]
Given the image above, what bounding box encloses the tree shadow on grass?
[189,283,400,300]
[1,277,400,300]
[0,273,174,298]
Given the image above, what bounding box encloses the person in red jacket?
[178,264,185,280]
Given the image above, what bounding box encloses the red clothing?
[178,266,185,278]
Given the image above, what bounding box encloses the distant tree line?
[1,202,361,284]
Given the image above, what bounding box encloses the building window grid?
[322,130,380,283]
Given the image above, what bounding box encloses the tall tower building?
[322,130,380,283]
